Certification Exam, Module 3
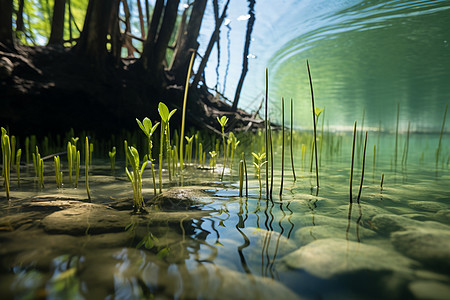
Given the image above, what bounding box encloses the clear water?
[1,132,449,299]
[198,0,450,131]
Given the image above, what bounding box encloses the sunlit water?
[199,0,450,131]
[1,132,449,299]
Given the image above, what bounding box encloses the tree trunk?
[0,0,14,49]
[193,0,230,87]
[232,0,256,112]
[169,0,207,83]
[48,0,66,45]
[16,0,25,33]
[75,0,118,61]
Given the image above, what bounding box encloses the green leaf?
[151,122,160,136]
[157,247,170,259]
[168,109,177,121]
[125,167,133,182]
[158,102,169,122]
[314,107,324,117]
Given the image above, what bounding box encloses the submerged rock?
[371,214,450,235]
[282,238,415,279]
[408,201,448,213]
[42,203,130,235]
[409,281,450,300]
[294,224,376,246]
[391,228,450,271]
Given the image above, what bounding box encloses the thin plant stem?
[436,103,448,168]
[395,102,399,172]
[180,51,195,172]
[380,173,385,193]
[290,98,296,181]
[307,60,319,188]
[350,121,357,204]
[85,137,91,200]
[356,132,368,204]
[265,68,269,199]
[269,120,274,199]
[280,97,285,196]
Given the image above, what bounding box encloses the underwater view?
[1,0,450,299]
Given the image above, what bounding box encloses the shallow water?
[1,132,449,299]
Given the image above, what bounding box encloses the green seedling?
[198,143,204,167]
[209,151,218,172]
[380,173,385,193]
[16,149,21,187]
[125,146,148,213]
[307,60,319,189]
[54,155,63,189]
[34,146,44,189]
[252,152,267,198]
[158,102,177,192]
[180,51,195,172]
[1,128,11,199]
[10,135,15,168]
[109,146,116,173]
[89,142,94,165]
[67,142,73,184]
[136,117,159,195]
[217,115,229,181]
[75,150,80,188]
[394,103,399,172]
[310,107,323,172]
[124,140,128,168]
[185,135,194,165]
[25,136,30,164]
[238,152,248,197]
[85,137,91,200]
[228,132,240,173]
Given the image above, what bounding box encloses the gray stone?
[42,203,130,235]
[409,281,450,300]
[294,224,376,246]
[282,238,415,279]
[371,214,450,235]
[408,201,448,213]
[391,228,450,271]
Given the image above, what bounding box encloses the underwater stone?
[42,203,130,235]
[408,281,450,300]
[435,209,450,224]
[294,225,376,246]
[408,201,448,213]
[241,227,298,258]
[282,238,415,279]
[371,214,450,235]
[391,228,450,271]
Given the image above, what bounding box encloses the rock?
[435,209,450,224]
[408,201,448,213]
[371,214,450,235]
[241,227,298,258]
[42,203,130,235]
[391,228,450,271]
[294,225,376,246]
[152,186,215,210]
[409,281,450,300]
[282,238,415,279]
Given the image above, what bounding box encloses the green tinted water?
[1,131,449,299]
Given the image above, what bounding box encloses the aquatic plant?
[264,68,269,199]
[89,142,94,165]
[109,146,116,173]
[252,151,267,198]
[180,52,196,172]
[16,149,21,187]
[1,128,11,199]
[394,103,400,171]
[125,145,148,213]
[25,136,30,164]
[402,122,410,168]
[136,117,159,195]
[349,121,357,204]
[290,98,296,182]
[67,142,73,185]
[75,150,80,188]
[85,137,91,200]
[238,153,248,198]
[158,102,177,192]
[228,132,240,173]
[54,155,63,189]
[184,135,194,165]
[280,98,285,196]
[380,173,385,193]
[356,132,368,204]
[436,103,448,168]
[217,115,229,181]
[209,150,218,172]
[307,60,319,188]
[34,146,44,189]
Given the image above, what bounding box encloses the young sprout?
[228,132,240,173]
[125,146,148,213]
[209,150,218,172]
[158,102,177,192]
[217,115,229,181]
[252,152,267,198]
[109,146,116,174]
[1,128,11,199]
[16,149,21,187]
[185,135,194,165]
[136,117,159,195]
[85,137,91,200]
[54,155,63,189]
